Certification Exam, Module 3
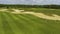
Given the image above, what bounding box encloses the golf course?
[0,7,60,34]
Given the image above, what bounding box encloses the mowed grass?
[0,9,60,34]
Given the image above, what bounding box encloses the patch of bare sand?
[22,12,60,20]
[11,9,24,14]
[10,10,60,20]
[33,13,60,20]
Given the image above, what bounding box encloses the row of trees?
[0,4,60,9]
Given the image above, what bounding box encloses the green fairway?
[0,12,60,34]
[0,8,60,34]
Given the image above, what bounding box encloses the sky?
[0,0,60,5]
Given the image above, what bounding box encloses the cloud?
[0,0,60,5]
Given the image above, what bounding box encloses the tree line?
[0,4,60,9]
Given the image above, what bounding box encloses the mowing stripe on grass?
[3,12,42,34]
[3,12,24,34]
[14,14,60,34]
[11,14,50,34]
[17,14,53,33]
[1,12,14,34]
[1,12,60,34]
[6,13,36,34]
[0,12,4,34]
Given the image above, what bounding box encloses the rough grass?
[0,11,60,34]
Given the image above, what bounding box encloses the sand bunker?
[11,9,24,14]
[33,13,60,20]
[0,9,60,20]
[21,12,60,20]
[12,11,60,20]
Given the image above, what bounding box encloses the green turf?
[0,8,60,34]
[0,11,60,34]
